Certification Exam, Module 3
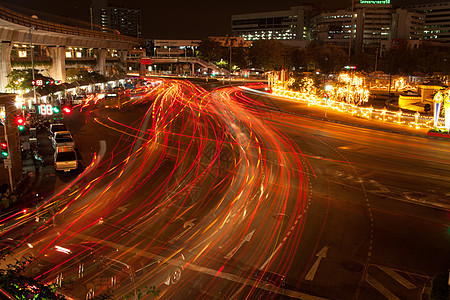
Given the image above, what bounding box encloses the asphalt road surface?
[1,79,448,300]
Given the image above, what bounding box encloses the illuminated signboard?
[360,0,390,4]
[0,106,5,125]
[31,79,43,86]
[38,104,53,116]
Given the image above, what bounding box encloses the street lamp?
[29,15,38,105]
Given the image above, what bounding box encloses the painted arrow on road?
[224,230,255,260]
[304,246,329,281]
[168,219,196,244]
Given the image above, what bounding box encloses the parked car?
[54,146,77,172]
[52,131,75,149]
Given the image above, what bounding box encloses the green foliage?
[66,68,107,83]
[5,69,33,92]
[11,61,52,68]
[0,256,66,299]
[249,39,290,70]
[230,47,248,69]
[287,42,348,73]
[5,69,59,94]
[198,38,225,62]
[65,60,96,67]
[123,286,159,299]
[287,72,323,95]
[198,38,248,69]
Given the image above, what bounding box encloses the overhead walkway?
[0,4,142,91]
[149,57,230,76]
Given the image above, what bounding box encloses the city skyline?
[0,0,443,39]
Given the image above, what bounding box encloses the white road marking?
[168,219,196,244]
[108,204,129,220]
[224,230,255,260]
[259,242,283,270]
[378,266,417,289]
[367,180,390,193]
[69,230,327,300]
[229,284,247,300]
[366,274,401,300]
[304,246,329,281]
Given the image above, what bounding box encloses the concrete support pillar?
[48,46,66,82]
[191,63,195,76]
[119,50,127,64]
[95,48,107,75]
[0,42,12,93]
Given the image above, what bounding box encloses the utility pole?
[30,15,38,105]
[229,37,232,85]
[348,0,354,60]
[1,106,13,193]
[375,47,379,72]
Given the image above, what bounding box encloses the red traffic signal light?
[15,116,25,126]
[1,141,8,158]
[62,107,72,114]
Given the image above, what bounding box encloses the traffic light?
[31,79,43,86]
[1,142,8,158]
[52,106,60,114]
[62,106,72,114]
[15,116,25,131]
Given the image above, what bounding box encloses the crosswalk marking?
[378,266,417,289]
[366,274,401,300]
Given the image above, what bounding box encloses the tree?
[6,69,59,95]
[230,47,248,70]
[198,38,225,62]
[290,48,308,71]
[5,69,33,92]
[0,244,66,299]
[66,68,106,83]
[249,39,291,70]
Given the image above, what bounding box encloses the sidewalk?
[14,127,57,209]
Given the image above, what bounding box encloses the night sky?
[0,0,442,39]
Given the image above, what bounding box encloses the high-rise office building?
[390,8,425,41]
[402,2,450,43]
[310,9,354,47]
[354,1,393,50]
[231,6,318,41]
[91,0,141,38]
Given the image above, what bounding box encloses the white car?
[54,146,78,172]
[49,123,67,137]
[52,131,75,149]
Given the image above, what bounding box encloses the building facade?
[310,1,425,51]
[231,6,318,41]
[310,9,354,47]
[145,40,201,57]
[232,1,446,52]
[91,0,141,38]
[402,2,450,43]
[354,1,393,50]
[390,8,425,41]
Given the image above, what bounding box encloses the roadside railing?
[272,87,436,130]
[0,4,142,45]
